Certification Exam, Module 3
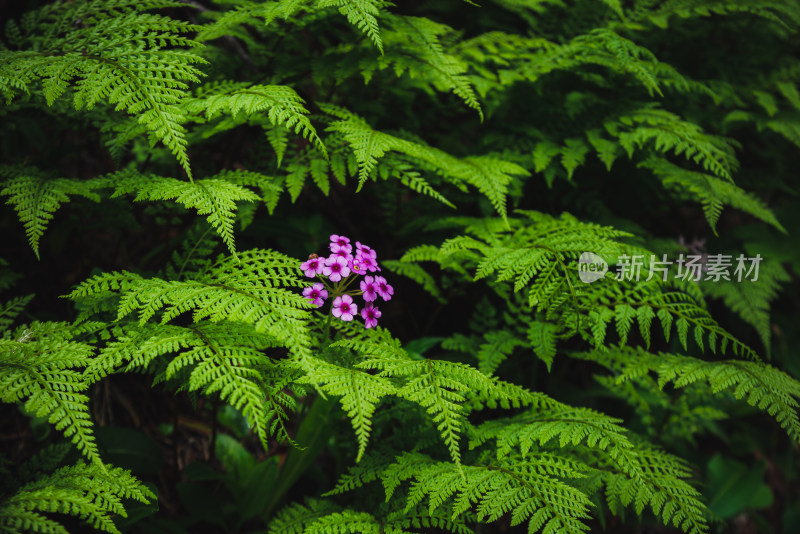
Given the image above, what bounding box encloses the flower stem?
[322,310,333,342]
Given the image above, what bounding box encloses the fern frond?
[1,169,106,259]
[86,321,300,446]
[381,260,446,303]
[16,444,74,485]
[574,278,759,360]
[527,320,558,370]
[319,0,387,53]
[196,0,305,42]
[470,404,633,460]
[701,260,789,354]
[303,511,383,533]
[214,169,284,214]
[380,15,482,118]
[381,452,594,534]
[0,294,34,332]
[577,346,800,443]
[343,338,538,464]
[631,0,800,30]
[479,29,668,97]
[323,105,526,216]
[438,211,629,307]
[410,212,757,360]
[0,0,206,178]
[0,322,100,464]
[270,498,473,534]
[0,462,154,534]
[298,357,396,462]
[184,82,324,155]
[164,222,219,280]
[475,330,524,376]
[269,499,341,534]
[641,157,784,234]
[69,249,314,360]
[469,402,708,533]
[111,170,259,253]
[384,160,455,208]
[605,105,739,180]
[599,442,707,533]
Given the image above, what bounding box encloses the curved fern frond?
[436,211,629,307]
[269,498,473,534]
[87,321,300,447]
[0,0,206,179]
[69,249,314,360]
[196,0,306,42]
[576,346,800,443]
[322,104,526,217]
[339,336,539,465]
[269,499,341,534]
[408,212,758,360]
[0,461,154,534]
[641,157,784,234]
[574,279,760,360]
[0,322,100,464]
[298,357,397,462]
[1,168,106,259]
[0,294,34,332]
[381,15,482,118]
[605,105,739,180]
[701,259,789,354]
[469,404,708,534]
[319,0,387,52]
[381,452,594,534]
[629,0,800,30]
[111,170,260,253]
[184,83,324,155]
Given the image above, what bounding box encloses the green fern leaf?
[0,322,101,464]
[579,346,800,444]
[0,0,206,178]
[69,249,314,361]
[641,157,784,234]
[1,170,105,259]
[319,0,386,52]
[0,294,34,332]
[184,83,324,155]
[383,452,594,534]
[0,461,154,534]
[299,358,396,462]
[606,105,739,180]
[112,171,260,254]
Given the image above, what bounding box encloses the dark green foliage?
[0,445,153,534]
[1,0,799,533]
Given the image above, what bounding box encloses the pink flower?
[330,234,352,254]
[374,276,393,301]
[323,255,351,282]
[302,283,328,307]
[332,295,357,321]
[361,303,381,328]
[356,252,378,273]
[360,276,378,302]
[300,256,324,278]
[350,259,367,275]
[333,248,354,263]
[355,241,376,259]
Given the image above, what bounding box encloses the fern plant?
[2,0,800,532]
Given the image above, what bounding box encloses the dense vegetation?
[1,0,800,532]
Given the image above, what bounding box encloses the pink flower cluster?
[300,235,393,328]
